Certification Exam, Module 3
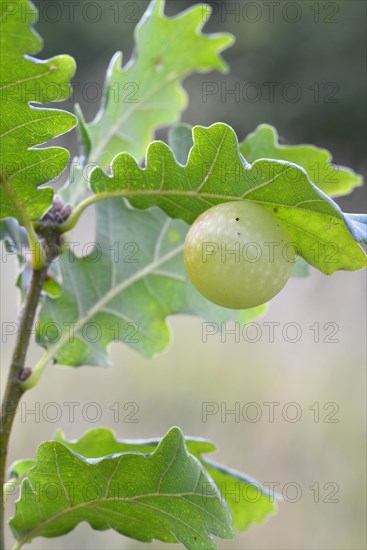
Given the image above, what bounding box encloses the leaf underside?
[37,198,264,366]
[82,0,234,169]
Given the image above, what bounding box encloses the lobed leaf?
[168,124,309,279]
[85,123,366,275]
[10,427,277,537]
[239,124,362,198]
[10,428,232,549]
[0,0,76,224]
[35,198,264,368]
[54,429,278,532]
[82,0,234,169]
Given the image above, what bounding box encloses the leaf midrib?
[64,187,342,235]
[89,7,214,164]
[36,243,184,370]
[90,69,183,164]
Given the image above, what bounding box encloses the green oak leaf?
[239,124,362,198]
[168,124,309,280]
[202,459,277,532]
[0,0,76,224]
[10,428,232,549]
[82,123,366,275]
[84,0,233,168]
[54,429,278,532]
[171,126,311,279]
[53,428,218,459]
[6,433,216,488]
[34,198,264,370]
[9,428,277,534]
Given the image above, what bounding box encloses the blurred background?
[1,1,366,549]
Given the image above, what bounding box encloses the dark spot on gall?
[236,217,239,221]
